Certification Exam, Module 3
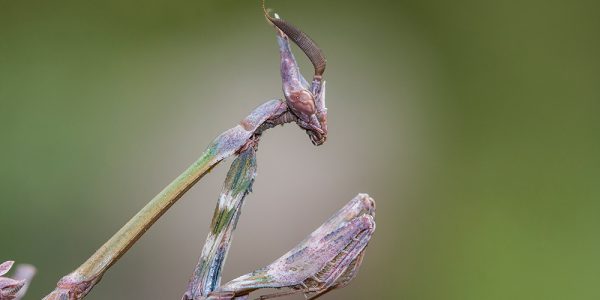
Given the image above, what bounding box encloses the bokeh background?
[1,0,599,299]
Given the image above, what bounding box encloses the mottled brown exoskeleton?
[204,194,376,300]
[263,0,328,145]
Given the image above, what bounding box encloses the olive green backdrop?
[1,0,598,299]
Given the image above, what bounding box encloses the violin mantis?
[42,2,375,299]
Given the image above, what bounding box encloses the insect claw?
[216,195,376,299]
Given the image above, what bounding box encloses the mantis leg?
[210,195,376,300]
[183,146,258,299]
[43,100,288,300]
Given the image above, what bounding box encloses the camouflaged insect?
[205,194,376,300]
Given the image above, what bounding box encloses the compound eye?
[289,90,316,115]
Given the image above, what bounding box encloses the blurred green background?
[1,0,599,299]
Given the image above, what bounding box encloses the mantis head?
[263,0,328,145]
